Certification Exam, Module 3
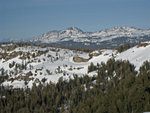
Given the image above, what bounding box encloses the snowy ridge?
[33,27,87,43]
[33,26,150,44]
[0,42,150,88]
[116,42,150,70]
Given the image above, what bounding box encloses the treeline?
[0,59,150,113]
[0,42,93,53]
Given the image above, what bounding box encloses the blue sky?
[0,0,150,41]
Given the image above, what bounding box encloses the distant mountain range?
[32,26,150,49]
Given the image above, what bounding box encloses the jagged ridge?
[32,26,150,49]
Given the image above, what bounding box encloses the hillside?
[0,42,150,89]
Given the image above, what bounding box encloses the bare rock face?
[89,50,103,58]
[73,55,89,62]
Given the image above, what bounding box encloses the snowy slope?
[33,26,150,44]
[116,42,150,70]
[33,27,88,43]
[0,45,115,88]
[0,42,150,88]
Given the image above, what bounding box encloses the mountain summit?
[32,26,150,49]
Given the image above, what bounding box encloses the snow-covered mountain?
[33,27,87,43]
[32,26,150,49]
[0,41,150,88]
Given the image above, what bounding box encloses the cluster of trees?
[88,62,98,73]
[116,43,131,53]
[0,59,150,113]
[0,68,9,84]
